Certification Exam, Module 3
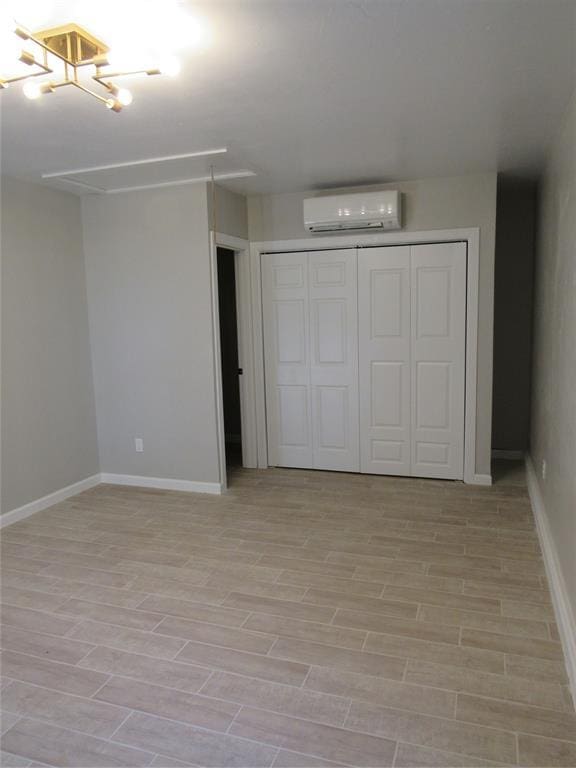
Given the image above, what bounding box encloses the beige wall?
[1,177,99,514]
[531,91,576,618]
[248,173,498,477]
[82,183,221,485]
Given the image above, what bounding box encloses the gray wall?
[209,185,249,240]
[492,178,537,451]
[248,173,498,477]
[82,184,220,484]
[531,91,576,618]
[1,177,99,514]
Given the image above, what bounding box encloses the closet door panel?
[411,243,466,479]
[358,246,411,475]
[262,253,313,467]
[309,250,359,471]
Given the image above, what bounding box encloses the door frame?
[250,227,484,485]
[210,232,258,492]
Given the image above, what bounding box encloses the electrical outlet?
[135,438,144,453]
[542,459,547,481]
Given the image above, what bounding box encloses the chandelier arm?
[1,64,54,86]
[93,68,161,81]
[69,80,112,105]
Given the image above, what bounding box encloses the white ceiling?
[1,0,575,195]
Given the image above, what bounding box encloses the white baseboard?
[525,454,576,703]
[492,449,525,460]
[0,471,223,529]
[0,474,101,528]
[100,473,222,495]
[471,473,493,486]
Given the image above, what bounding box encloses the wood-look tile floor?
[1,461,575,767]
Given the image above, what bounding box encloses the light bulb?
[23,80,41,99]
[158,56,180,77]
[117,88,133,106]
[105,98,122,113]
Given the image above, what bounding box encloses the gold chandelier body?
[0,23,164,111]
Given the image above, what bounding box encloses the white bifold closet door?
[358,242,466,480]
[262,249,359,471]
[358,246,411,475]
[263,242,466,480]
[410,243,466,479]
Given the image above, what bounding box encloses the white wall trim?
[471,473,493,486]
[525,454,576,702]
[0,474,101,528]
[492,449,525,460]
[100,473,222,495]
[250,227,483,483]
[213,232,258,476]
[216,233,251,252]
[209,232,228,492]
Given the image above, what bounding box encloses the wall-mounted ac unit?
[303,190,401,233]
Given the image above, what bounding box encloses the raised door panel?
[358,246,411,475]
[410,243,466,480]
[262,252,313,467]
[309,250,359,472]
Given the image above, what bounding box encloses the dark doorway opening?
[217,247,242,467]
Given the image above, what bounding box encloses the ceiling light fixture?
[0,22,179,112]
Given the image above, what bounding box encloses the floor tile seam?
[8,641,215,671]
[273,746,354,768]
[459,634,563,654]
[1,711,157,757]
[4,532,102,549]
[153,613,285,645]
[375,591,504,616]
[0,646,125,673]
[0,749,35,768]
[21,557,150,580]
[221,601,339,625]
[164,649,313,690]
[4,584,145,611]
[48,601,168,630]
[3,534,115,552]
[224,704,245,735]
[453,690,576,717]
[96,702,383,754]
[265,636,282,659]
[342,700,523,742]
[0,676,125,711]
[102,707,138,743]
[90,672,287,716]
[302,591,420,616]
[361,628,506,658]
[396,738,516,767]
[10,591,159,616]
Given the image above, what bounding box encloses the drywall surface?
[209,184,249,240]
[1,177,99,514]
[82,184,220,484]
[531,91,576,618]
[248,173,498,476]
[492,178,537,451]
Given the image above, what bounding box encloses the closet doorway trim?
[250,227,482,485]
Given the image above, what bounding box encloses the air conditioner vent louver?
[304,191,401,233]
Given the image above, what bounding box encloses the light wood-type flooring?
[1,461,574,767]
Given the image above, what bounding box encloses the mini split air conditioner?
[303,190,402,233]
